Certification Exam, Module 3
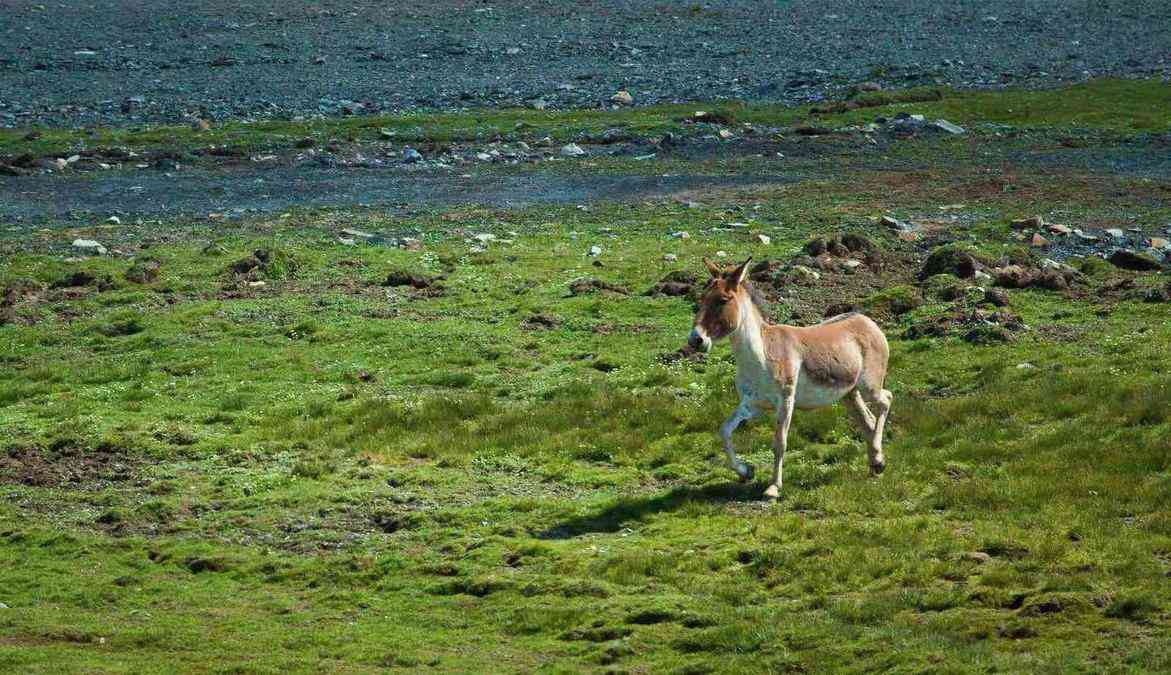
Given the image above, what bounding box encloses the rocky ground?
[2,0,1169,128]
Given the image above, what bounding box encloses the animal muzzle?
[688,328,712,353]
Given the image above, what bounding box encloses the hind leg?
[845,390,876,436]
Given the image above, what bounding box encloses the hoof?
[736,462,755,483]
[870,461,886,476]
[763,484,781,501]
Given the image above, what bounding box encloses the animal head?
[688,257,752,353]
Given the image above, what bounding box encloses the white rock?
[718,129,734,139]
[671,231,690,239]
[476,152,493,161]
[560,143,586,157]
[338,237,356,246]
[72,239,106,255]
[505,47,521,55]
[588,245,602,257]
[1016,362,1035,369]
[341,228,374,239]
[729,222,749,228]
[790,265,820,282]
[755,234,771,245]
[472,233,497,244]
[610,90,633,105]
[1039,258,1062,271]
[973,270,993,284]
[106,216,121,225]
[715,250,728,258]
[931,119,966,135]
[662,253,678,262]
[842,259,864,272]
[1105,228,1126,239]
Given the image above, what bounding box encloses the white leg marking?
[764,387,795,500]
[869,389,893,475]
[720,401,759,481]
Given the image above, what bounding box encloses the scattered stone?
[1105,228,1126,240]
[1011,215,1044,230]
[1030,233,1049,248]
[476,152,493,162]
[1016,363,1036,370]
[718,129,734,140]
[560,143,586,157]
[588,245,603,257]
[841,259,864,273]
[1073,229,1099,242]
[107,216,122,225]
[973,270,994,284]
[881,215,912,232]
[1108,249,1162,271]
[755,234,771,245]
[789,265,821,283]
[610,90,634,105]
[930,119,966,135]
[72,239,107,256]
[472,233,497,245]
[1047,223,1072,236]
[963,551,993,564]
[399,237,423,251]
[662,253,678,262]
[402,147,423,163]
[341,228,375,240]
[671,231,690,240]
[1150,237,1170,250]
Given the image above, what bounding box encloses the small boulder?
[72,239,107,256]
[610,90,634,106]
[1109,249,1162,271]
[560,143,586,157]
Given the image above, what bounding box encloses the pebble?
[671,231,690,239]
[476,152,492,162]
[1105,228,1126,240]
[790,265,820,282]
[341,228,375,239]
[662,253,678,262]
[755,234,771,245]
[718,129,734,139]
[472,233,497,244]
[715,250,728,258]
[610,90,634,105]
[560,143,586,157]
[402,147,423,163]
[588,245,602,257]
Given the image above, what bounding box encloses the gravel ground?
[2,0,1169,128]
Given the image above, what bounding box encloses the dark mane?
[742,280,770,316]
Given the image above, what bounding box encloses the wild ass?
[688,257,893,500]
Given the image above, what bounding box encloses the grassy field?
[2,80,1171,672]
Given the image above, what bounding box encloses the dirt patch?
[567,278,631,296]
[0,439,139,488]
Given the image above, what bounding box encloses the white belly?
[793,371,850,410]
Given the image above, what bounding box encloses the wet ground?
[2,0,1169,127]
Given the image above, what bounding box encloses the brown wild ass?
[688,257,893,500]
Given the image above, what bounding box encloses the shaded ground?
[0,167,781,224]
[2,0,1169,127]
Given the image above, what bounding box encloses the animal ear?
[728,257,752,287]
[703,257,722,278]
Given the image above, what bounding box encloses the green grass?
[2,88,1171,671]
[3,79,1168,160]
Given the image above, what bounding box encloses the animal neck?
[729,294,768,368]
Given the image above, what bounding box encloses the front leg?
[764,384,796,501]
[720,401,759,482]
